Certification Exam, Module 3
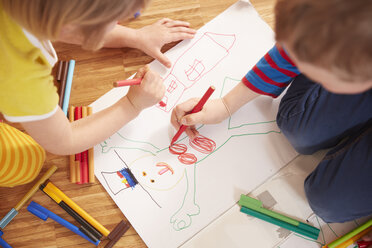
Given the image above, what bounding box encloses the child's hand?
[125,66,165,112]
[171,98,230,139]
[135,18,196,68]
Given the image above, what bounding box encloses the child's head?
[1,0,150,50]
[275,0,372,94]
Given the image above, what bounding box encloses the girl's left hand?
[135,18,196,68]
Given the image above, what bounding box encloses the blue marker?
[27,201,99,246]
[0,230,12,248]
[62,60,75,116]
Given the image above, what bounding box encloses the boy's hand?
[135,18,196,68]
[125,66,165,112]
[171,98,230,139]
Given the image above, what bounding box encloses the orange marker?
[171,86,215,145]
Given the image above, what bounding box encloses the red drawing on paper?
[168,135,216,165]
[157,32,236,112]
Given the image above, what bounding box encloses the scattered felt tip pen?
[27,201,99,246]
[58,61,69,107]
[0,165,57,229]
[238,194,320,240]
[0,230,12,248]
[62,60,75,116]
[40,181,111,237]
[323,219,372,248]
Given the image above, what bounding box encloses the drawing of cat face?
[129,154,186,191]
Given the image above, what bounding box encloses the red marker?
[74,106,82,184]
[171,86,215,145]
[113,78,166,107]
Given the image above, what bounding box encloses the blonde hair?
[1,0,150,50]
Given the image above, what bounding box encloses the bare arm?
[22,67,165,155]
[58,19,196,68]
[22,97,138,155]
[171,81,259,139]
[223,81,260,115]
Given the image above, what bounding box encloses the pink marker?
[113,78,142,87]
[113,78,166,107]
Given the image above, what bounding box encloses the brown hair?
[275,0,372,82]
[1,0,150,50]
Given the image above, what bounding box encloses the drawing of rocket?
[157,32,236,112]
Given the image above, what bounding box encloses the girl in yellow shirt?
[0,0,196,187]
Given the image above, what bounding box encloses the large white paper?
[91,2,298,247]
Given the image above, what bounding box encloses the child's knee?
[304,179,346,222]
[276,117,320,154]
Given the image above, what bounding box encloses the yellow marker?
[42,181,110,237]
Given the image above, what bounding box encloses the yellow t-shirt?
[0,4,57,187]
[0,3,59,122]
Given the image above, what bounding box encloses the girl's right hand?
[125,66,165,112]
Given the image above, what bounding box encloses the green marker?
[240,206,319,240]
[239,194,320,239]
[327,219,372,248]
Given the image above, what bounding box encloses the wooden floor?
[0,1,275,247]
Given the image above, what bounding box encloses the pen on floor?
[239,194,320,240]
[58,61,69,107]
[68,106,76,183]
[56,60,64,82]
[81,106,89,184]
[27,201,99,246]
[87,106,95,183]
[40,181,111,237]
[39,183,103,242]
[323,219,372,248]
[74,106,82,184]
[0,165,57,229]
[62,60,75,115]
